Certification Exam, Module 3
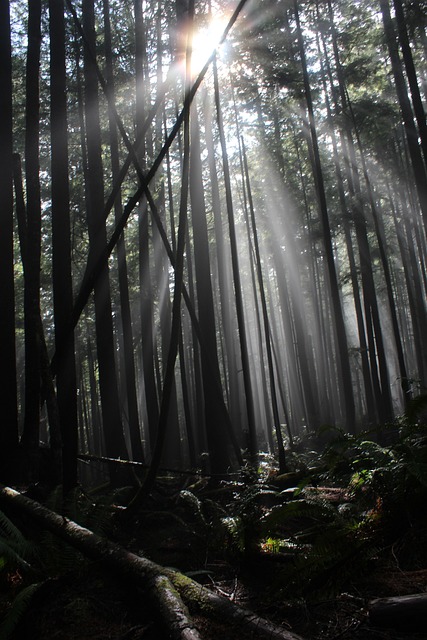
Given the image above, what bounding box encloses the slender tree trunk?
[82,0,129,484]
[294,0,355,431]
[190,101,234,474]
[213,57,259,467]
[131,0,193,500]
[239,157,275,450]
[152,2,182,467]
[392,180,427,387]
[103,0,144,463]
[203,90,242,446]
[380,0,427,234]
[0,0,19,472]
[135,0,160,453]
[393,0,427,167]
[241,135,287,467]
[86,336,103,457]
[317,24,377,425]
[21,0,42,456]
[49,0,79,490]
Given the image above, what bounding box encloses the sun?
[190,16,228,76]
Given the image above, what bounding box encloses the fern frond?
[0,511,36,573]
[261,498,335,533]
[0,582,41,639]
[0,539,33,572]
[221,516,245,551]
[0,511,28,548]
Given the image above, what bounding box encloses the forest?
[0,0,427,637]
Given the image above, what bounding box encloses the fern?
[288,529,371,599]
[0,512,28,549]
[262,498,335,530]
[0,540,33,573]
[221,516,245,552]
[0,511,35,574]
[0,582,41,639]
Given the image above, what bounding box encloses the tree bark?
[392,0,427,167]
[103,0,144,464]
[82,0,129,484]
[213,56,259,467]
[12,153,63,484]
[241,135,287,467]
[49,0,79,490]
[0,0,19,469]
[21,0,42,455]
[293,0,356,431]
[379,0,427,234]
[189,101,234,475]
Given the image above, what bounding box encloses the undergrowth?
[0,486,118,638]
[1,402,427,635]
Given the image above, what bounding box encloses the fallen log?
[369,593,427,630]
[0,486,303,640]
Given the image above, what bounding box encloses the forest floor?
[2,424,427,639]
[1,463,427,640]
[5,547,427,640]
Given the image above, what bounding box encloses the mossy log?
[0,486,303,640]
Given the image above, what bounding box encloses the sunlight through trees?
[1,0,426,488]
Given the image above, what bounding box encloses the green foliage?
[220,515,245,553]
[319,417,427,518]
[0,510,42,639]
[209,413,427,601]
[254,487,374,600]
[0,511,35,574]
[0,582,41,640]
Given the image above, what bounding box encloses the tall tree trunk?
[213,57,259,467]
[135,0,160,454]
[317,23,377,425]
[0,0,19,473]
[393,0,427,167]
[379,0,427,235]
[49,0,79,490]
[103,0,144,463]
[130,0,193,501]
[154,4,181,465]
[294,0,355,431]
[241,135,287,467]
[203,90,242,447]
[82,0,129,484]
[391,184,427,387]
[189,102,234,474]
[326,0,395,422]
[21,0,42,458]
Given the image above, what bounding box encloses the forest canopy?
[0,0,426,489]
